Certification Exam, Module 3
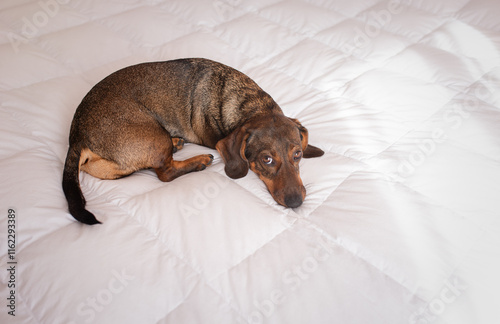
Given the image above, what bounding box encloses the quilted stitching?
[1,1,499,323]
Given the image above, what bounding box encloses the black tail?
[62,147,101,225]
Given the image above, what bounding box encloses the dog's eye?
[293,151,302,161]
[262,156,273,165]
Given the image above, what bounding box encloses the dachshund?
[63,58,324,224]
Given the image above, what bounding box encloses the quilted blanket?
[1,0,499,323]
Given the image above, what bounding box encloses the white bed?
[1,0,499,323]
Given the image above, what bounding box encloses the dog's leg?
[80,148,135,180]
[154,154,214,182]
[154,137,213,181]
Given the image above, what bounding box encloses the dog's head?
[216,114,324,208]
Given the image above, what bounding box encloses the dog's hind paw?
[172,137,185,153]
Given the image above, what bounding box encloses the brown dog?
[63,58,324,224]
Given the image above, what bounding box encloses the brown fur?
[63,58,324,224]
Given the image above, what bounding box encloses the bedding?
[1,0,500,323]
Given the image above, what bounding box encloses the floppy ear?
[289,118,324,158]
[216,127,250,179]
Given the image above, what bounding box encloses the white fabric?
[1,1,499,323]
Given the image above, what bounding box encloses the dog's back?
[72,59,280,149]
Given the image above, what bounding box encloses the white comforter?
[1,0,499,323]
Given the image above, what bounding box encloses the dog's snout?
[284,193,303,208]
[269,175,306,209]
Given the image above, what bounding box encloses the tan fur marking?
[79,148,133,180]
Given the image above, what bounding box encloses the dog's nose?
[284,193,303,208]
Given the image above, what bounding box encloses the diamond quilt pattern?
[1,1,499,323]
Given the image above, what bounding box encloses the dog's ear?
[289,118,324,158]
[216,126,250,179]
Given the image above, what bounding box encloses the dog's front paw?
[198,154,214,171]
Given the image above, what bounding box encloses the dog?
[63,58,324,225]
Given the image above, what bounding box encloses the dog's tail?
[62,146,101,225]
